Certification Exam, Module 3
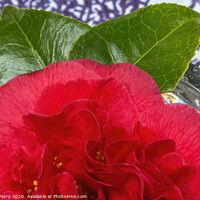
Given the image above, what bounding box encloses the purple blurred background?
[0,1,199,26]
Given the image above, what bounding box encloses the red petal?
[73,59,164,112]
[105,140,137,164]
[60,151,86,181]
[154,152,189,175]
[64,109,100,150]
[35,78,138,134]
[95,109,109,132]
[0,61,100,148]
[123,177,144,200]
[37,143,58,195]
[133,122,159,145]
[97,187,106,200]
[141,104,200,165]
[106,164,144,200]
[153,152,194,187]
[106,187,127,200]
[49,172,78,198]
[0,60,100,122]
[101,125,130,147]
[133,122,160,161]
[24,100,100,145]
[181,167,200,200]
[91,170,143,200]
[35,81,99,115]
[144,139,176,161]
[140,162,183,200]
[0,146,13,174]
[36,97,99,119]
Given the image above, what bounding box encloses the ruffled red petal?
[0,61,100,149]
[72,59,164,112]
[50,172,78,199]
[141,104,200,165]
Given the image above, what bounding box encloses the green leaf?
[68,3,200,93]
[0,6,90,85]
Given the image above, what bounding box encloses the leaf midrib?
[134,16,200,65]
[9,8,45,68]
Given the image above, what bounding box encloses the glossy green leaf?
[0,6,90,85]
[68,3,200,92]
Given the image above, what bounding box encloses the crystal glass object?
[163,64,200,112]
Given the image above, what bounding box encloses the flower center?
[53,156,63,169]
[75,180,81,190]
[33,180,37,191]
[25,180,37,194]
[95,150,105,163]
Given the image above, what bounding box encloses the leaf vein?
[134,16,200,65]
[95,31,116,63]
[9,8,45,68]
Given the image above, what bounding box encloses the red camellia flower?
[0,59,200,200]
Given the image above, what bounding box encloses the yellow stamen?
[56,162,63,168]
[95,156,99,160]
[74,180,82,191]
[54,156,57,161]
[96,150,101,156]
[33,180,37,186]
[34,186,37,191]
[95,150,105,162]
